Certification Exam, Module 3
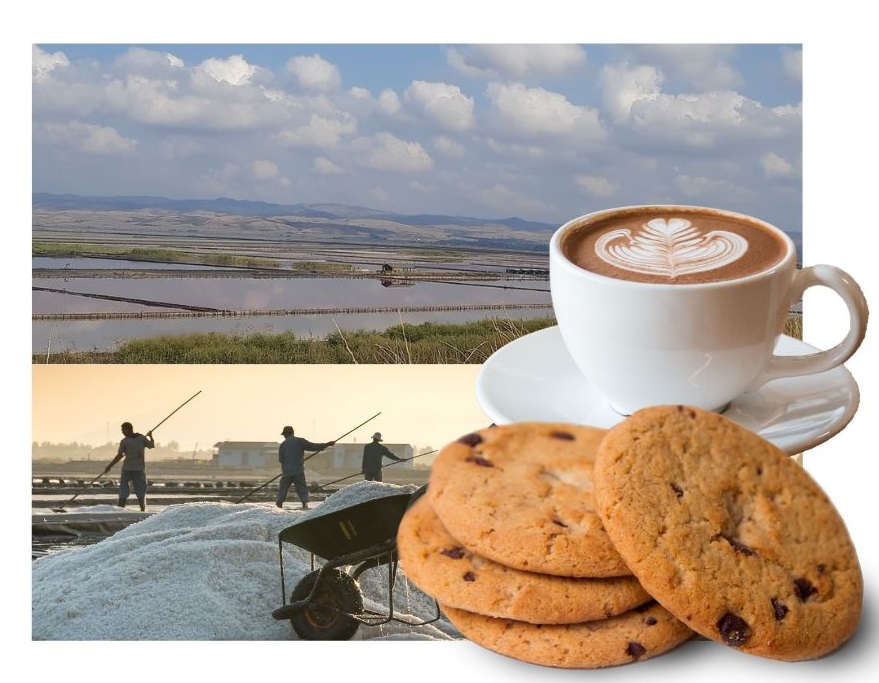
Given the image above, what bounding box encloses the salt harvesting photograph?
[19,1,879,682]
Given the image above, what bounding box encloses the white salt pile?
[32,481,457,641]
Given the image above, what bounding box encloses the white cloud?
[433,136,465,157]
[360,132,434,172]
[312,157,343,174]
[575,174,617,197]
[600,63,664,123]
[630,45,742,91]
[485,82,605,141]
[473,182,554,216]
[408,180,433,194]
[378,89,402,116]
[404,81,475,131]
[673,173,754,200]
[35,121,137,155]
[601,62,800,152]
[115,47,186,75]
[196,55,257,86]
[286,54,341,91]
[251,159,280,179]
[782,48,803,82]
[33,45,69,81]
[761,152,797,179]
[446,44,587,78]
[277,113,358,149]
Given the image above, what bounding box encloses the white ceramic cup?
[549,205,869,415]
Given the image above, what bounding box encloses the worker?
[362,432,403,482]
[104,421,154,512]
[277,426,335,510]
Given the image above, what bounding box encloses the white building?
[212,441,413,472]
[213,441,277,468]
[309,442,414,473]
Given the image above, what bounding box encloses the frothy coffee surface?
[561,207,789,284]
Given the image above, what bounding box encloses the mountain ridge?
[32,193,556,232]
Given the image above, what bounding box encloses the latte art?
[560,207,789,285]
[594,217,748,278]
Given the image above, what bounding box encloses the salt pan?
[32,482,455,641]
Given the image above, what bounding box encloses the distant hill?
[32,193,802,258]
[32,193,555,232]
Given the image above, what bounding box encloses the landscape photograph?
[32,42,805,362]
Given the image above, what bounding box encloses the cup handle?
[759,264,869,385]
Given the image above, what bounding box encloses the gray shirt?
[362,441,401,474]
[117,433,154,471]
[279,435,331,475]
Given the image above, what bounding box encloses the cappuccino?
[560,206,789,285]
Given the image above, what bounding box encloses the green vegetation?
[35,317,558,364]
[33,314,803,365]
[31,241,374,273]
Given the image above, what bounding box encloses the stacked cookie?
[396,422,695,668]
[397,409,863,667]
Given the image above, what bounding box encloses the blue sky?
[32,42,803,233]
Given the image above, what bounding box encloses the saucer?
[476,326,860,455]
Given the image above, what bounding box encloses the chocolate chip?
[723,535,757,557]
[549,430,575,440]
[440,547,466,559]
[552,518,568,528]
[771,598,789,621]
[645,616,658,626]
[676,405,697,418]
[817,564,826,574]
[670,483,683,498]
[465,455,494,467]
[794,578,817,601]
[463,572,476,582]
[625,642,647,659]
[716,612,751,647]
[457,433,482,446]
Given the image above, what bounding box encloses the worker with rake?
[104,421,155,511]
[277,425,335,510]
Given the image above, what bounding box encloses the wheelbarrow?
[271,484,440,640]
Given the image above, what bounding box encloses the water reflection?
[32,268,552,353]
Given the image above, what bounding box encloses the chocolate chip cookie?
[594,405,863,661]
[397,495,650,624]
[427,423,631,577]
[440,600,693,668]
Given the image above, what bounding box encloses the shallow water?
[32,263,552,352]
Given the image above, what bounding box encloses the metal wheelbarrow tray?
[271,485,439,640]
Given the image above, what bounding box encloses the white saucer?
[476,326,860,455]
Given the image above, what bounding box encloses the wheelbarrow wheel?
[289,568,363,640]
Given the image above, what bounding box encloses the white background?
[13,1,878,681]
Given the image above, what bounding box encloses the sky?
[31,41,803,232]
[31,364,486,454]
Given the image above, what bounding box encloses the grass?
[35,317,559,364]
[33,242,280,269]
[32,242,373,273]
[34,313,804,365]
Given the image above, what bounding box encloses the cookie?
[427,423,630,577]
[594,405,863,661]
[397,495,650,624]
[441,600,693,669]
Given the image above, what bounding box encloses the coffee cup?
[549,205,869,415]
